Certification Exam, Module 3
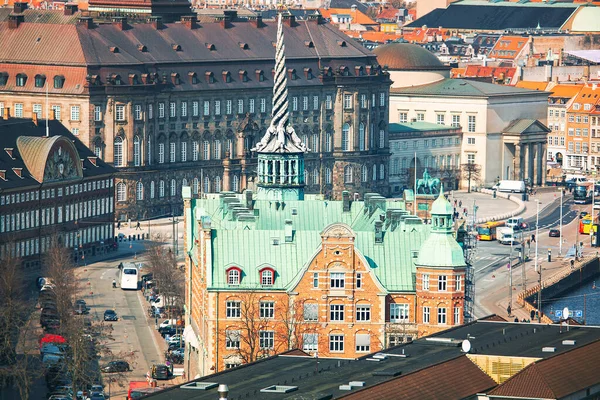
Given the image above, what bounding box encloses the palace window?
[170,179,176,197]
[226,330,240,349]
[113,137,124,167]
[303,302,318,321]
[133,136,141,166]
[303,333,318,352]
[456,275,462,291]
[343,94,352,109]
[159,180,165,197]
[342,124,350,151]
[422,274,429,290]
[454,307,461,325]
[355,334,370,353]
[344,166,353,183]
[170,142,176,163]
[115,105,125,121]
[116,182,126,202]
[136,182,143,201]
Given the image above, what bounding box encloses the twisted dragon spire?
[252,13,308,154]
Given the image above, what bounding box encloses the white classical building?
[375,43,551,188]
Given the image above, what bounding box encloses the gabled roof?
[391,78,548,98]
[376,7,401,21]
[567,86,600,112]
[489,339,600,399]
[547,83,583,99]
[464,65,516,79]
[489,35,529,60]
[340,355,497,400]
[503,118,551,134]
[319,8,377,25]
[406,1,578,30]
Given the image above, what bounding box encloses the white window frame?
[330,272,345,288]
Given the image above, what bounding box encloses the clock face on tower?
[44,145,78,181]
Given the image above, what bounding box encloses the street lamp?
[559,188,563,256]
[535,199,541,323]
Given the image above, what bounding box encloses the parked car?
[166,334,184,345]
[549,229,561,237]
[159,319,179,329]
[100,360,130,373]
[74,304,90,315]
[151,364,172,380]
[158,326,178,337]
[103,310,118,322]
[167,341,183,351]
[141,273,153,283]
[88,392,105,400]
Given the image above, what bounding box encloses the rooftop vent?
[542,347,556,353]
[206,43,216,51]
[239,42,249,49]
[260,385,298,394]
[339,381,365,390]
[562,340,576,346]
[4,148,14,159]
[12,168,23,178]
[172,44,182,51]
[137,44,147,52]
[337,40,347,47]
[0,170,6,181]
[373,370,402,377]
[109,46,119,53]
[180,382,219,390]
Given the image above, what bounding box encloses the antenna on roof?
[45,79,49,137]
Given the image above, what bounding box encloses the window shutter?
[355,334,370,346]
[303,303,318,320]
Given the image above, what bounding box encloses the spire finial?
[251,13,308,154]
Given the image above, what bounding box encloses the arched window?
[342,123,350,151]
[53,75,64,89]
[326,132,333,152]
[15,73,27,87]
[344,165,353,183]
[358,123,365,151]
[203,176,210,193]
[113,137,123,167]
[133,136,141,167]
[136,181,144,200]
[260,268,274,286]
[372,165,377,181]
[158,142,165,164]
[150,181,155,199]
[203,140,210,160]
[159,180,165,197]
[181,141,187,162]
[311,134,319,152]
[192,140,199,161]
[94,141,102,159]
[325,167,332,184]
[227,267,241,285]
[182,178,188,187]
[312,169,319,185]
[213,140,221,160]
[193,178,199,195]
[232,175,239,192]
[214,176,222,193]
[392,158,399,175]
[116,182,126,202]
[379,163,385,180]
[361,165,368,182]
[170,179,177,197]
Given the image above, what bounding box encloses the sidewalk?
[519,187,567,220]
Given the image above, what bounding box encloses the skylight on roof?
[180,382,219,390]
[260,385,298,394]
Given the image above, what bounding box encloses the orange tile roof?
[490,36,529,60]
[568,85,600,112]
[319,8,377,25]
[464,65,516,79]
[548,84,583,99]
[450,67,466,78]
[343,31,402,43]
[376,7,400,20]
[402,28,450,44]
[515,81,548,91]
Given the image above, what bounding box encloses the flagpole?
[45,80,49,137]
[413,151,417,216]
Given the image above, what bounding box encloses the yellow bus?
[476,221,506,241]
[579,214,598,235]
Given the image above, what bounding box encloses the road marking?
[475,257,507,273]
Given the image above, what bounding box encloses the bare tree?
[145,243,185,324]
[276,298,320,353]
[461,163,482,193]
[0,250,43,400]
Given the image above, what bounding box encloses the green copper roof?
[431,186,453,215]
[389,122,458,133]
[187,193,465,292]
[391,78,548,98]
[416,234,467,269]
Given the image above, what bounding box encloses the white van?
[506,217,525,230]
[492,180,526,193]
[497,227,517,245]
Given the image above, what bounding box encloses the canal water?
[541,276,600,325]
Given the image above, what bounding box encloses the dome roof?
[374,43,447,71]
[416,234,466,269]
[431,186,453,215]
[570,7,600,32]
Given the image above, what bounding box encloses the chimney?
[13,2,27,13]
[374,221,384,243]
[149,16,162,29]
[112,16,127,30]
[283,14,295,27]
[3,107,9,120]
[308,13,324,24]
[181,15,197,29]
[218,16,232,29]
[251,15,263,28]
[8,14,24,29]
[78,16,93,29]
[342,190,351,212]
[223,10,237,20]
[64,3,78,15]
[32,113,38,126]
[284,220,293,242]
[245,190,253,210]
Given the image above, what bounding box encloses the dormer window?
[260,267,275,286]
[239,42,249,49]
[255,69,264,82]
[137,44,147,52]
[226,267,242,285]
[239,70,248,82]
[172,44,182,51]
[222,71,231,83]
[206,43,216,51]
[16,73,27,87]
[287,68,297,80]
[189,72,199,84]
[129,74,140,85]
[304,68,312,80]
[205,71,215,84]
[34,74,46,88]
[171,73,180,85]
[0,73,8,86]
[111,74,122,85]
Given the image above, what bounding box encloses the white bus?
[119,262,139,290]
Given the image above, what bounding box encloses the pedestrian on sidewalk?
[117,221,121,230]
[514,317,519,323]
[454,199,457,207]
[531,234,536,243]
[459,200,462,208]
[136,221,141,230]
[507,305,512,317]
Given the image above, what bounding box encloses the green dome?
[431,186,453,216]
[416,234,466,269]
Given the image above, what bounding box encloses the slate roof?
[328,0,369,13]
[340,355,497,400]
[391,78,548,98]
[0,118,115,190]
[189,196,426,292]
[488,338,600,399]
[143,321,600,400]
[406,1,579,30]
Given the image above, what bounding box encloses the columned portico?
[502,119,551,187]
